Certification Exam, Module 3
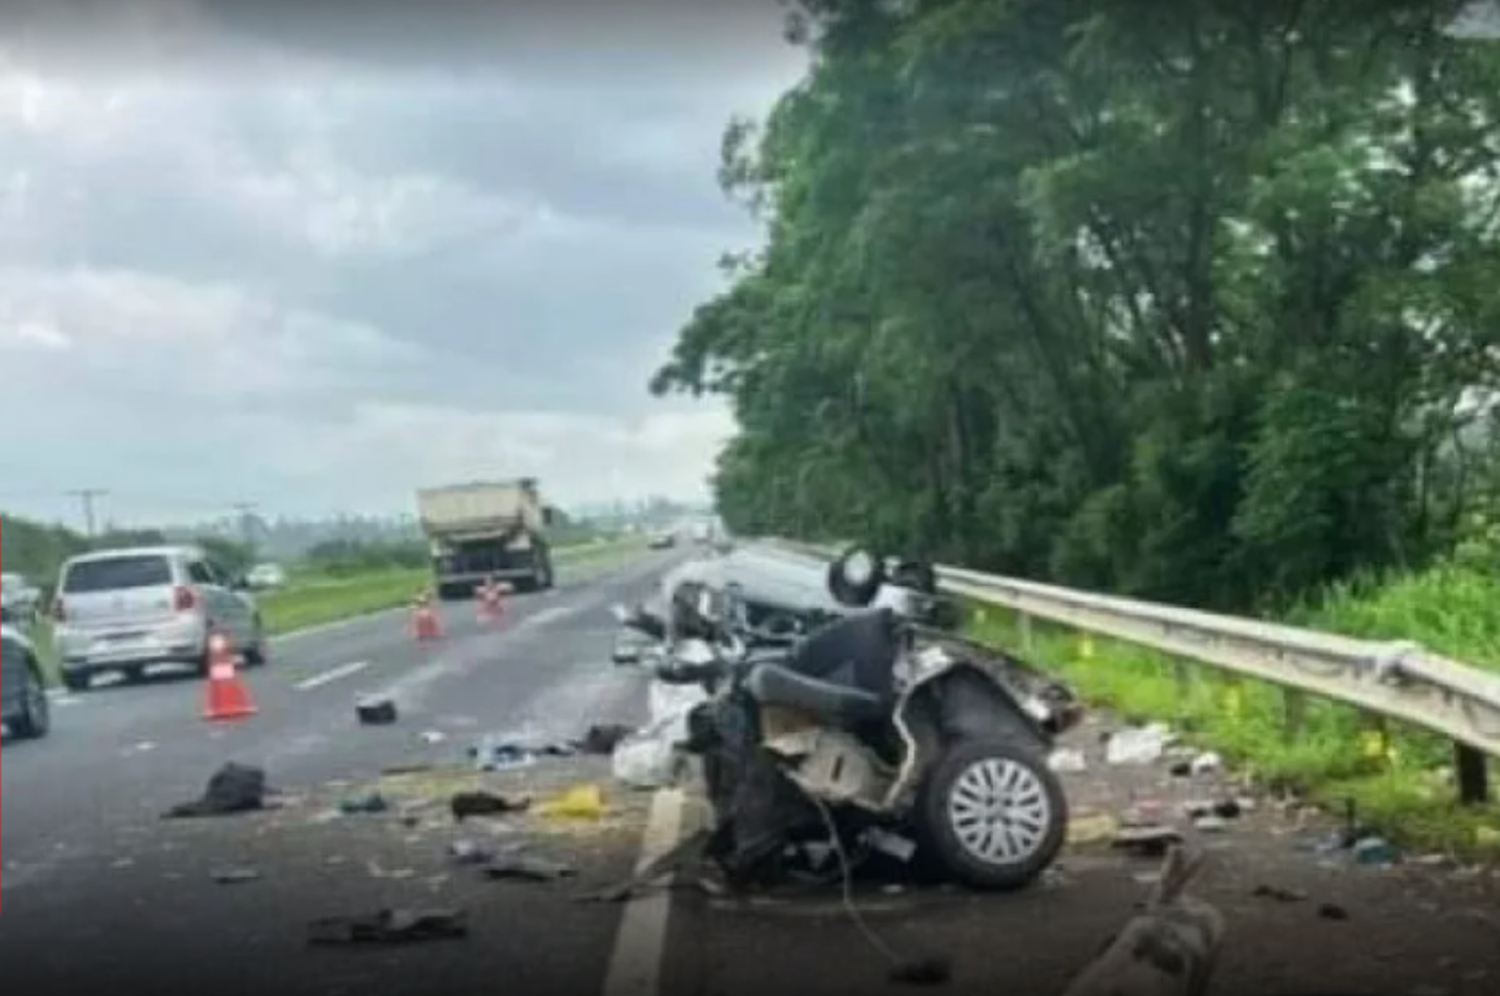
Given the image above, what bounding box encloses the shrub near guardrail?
[968,563,1500,858]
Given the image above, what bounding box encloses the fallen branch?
[1059,845,1225,996]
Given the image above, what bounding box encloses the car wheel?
[243,620,268,667]
[61,669,92,694]
[914,737,1067,891]
[10,662,51,739]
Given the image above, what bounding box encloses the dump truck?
[417,478,557,599]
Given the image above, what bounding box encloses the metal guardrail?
[767,539,1500,804]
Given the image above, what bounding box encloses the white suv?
[52,545,266,693]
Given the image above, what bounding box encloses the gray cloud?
[0,0,805,523]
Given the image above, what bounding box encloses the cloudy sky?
[0,0,804,529]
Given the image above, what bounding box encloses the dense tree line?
[654,0,1500,611]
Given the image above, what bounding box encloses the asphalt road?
[1,548,687,996]
[7,544,1500,996]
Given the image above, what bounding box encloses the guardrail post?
[1455,743,1490,805]
[1018,612,1035,653]
[1281,689,1307,743]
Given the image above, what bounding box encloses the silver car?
[51,545,266,692]
[1,572,41,621]
[1,611,50,739]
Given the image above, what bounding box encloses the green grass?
[968,562,1500,859]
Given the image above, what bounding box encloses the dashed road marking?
[294,660,371,691]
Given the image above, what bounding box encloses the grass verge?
[968,562,1500,860]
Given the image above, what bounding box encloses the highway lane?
[1,548,685,996]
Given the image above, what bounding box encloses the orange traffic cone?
[203,632,257,721]
[411,592,445,641]
[477,578,506,625]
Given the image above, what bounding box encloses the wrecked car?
[612,545,1083,893]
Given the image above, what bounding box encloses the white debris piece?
[1105,723,1174,766]
[612,679,710,790]
[1049,747,1088,773]
[1190,751,1223,775]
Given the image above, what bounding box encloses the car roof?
[62,545,200,567]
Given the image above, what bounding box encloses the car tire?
[913,737,1068,892]
[61,669,92,694]
[10,662,51,739]
[243,620,268,667]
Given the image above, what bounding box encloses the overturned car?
[607,544,1084,894]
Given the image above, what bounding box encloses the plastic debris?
[1190,751,1223,775]
[163,763,267,819]
[1049,748,1088,773]
[1103,723,1172,765]
[307,908,468,946]
[450,791,530,822]
[482,854,577,882]
[355,696,399,726]
[535,784,606,821]
[1067,812,1120,845]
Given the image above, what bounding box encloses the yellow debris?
[1067,812,1118,846]
[536,783,607,821]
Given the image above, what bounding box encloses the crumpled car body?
[656,545,921,634]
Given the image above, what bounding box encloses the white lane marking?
[518,605,577,630]
[294,660,371,691]
[602,788,688,996]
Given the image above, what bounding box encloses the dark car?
[2,609,51,739]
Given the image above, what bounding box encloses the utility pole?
[231,502,258,549]
[68,488,107,538]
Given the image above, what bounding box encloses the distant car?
[246,562,288,590]
[2,613,50,739]
[648,532,677,550]
[1,572,41,621]
[51,545,266,693]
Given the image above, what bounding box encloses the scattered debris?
[451,790,530,822]
[1191,815,1229,833]
[1104,723,1173,766]
[1183,799,1243,821]
[163,763,267,819]
[469,734,577,771]
[355,696,399,726]
[1252,884,1306,903]
[1189,751,1222,775]
[1317,902,1350,921]
[536,784,606,821]
[1049,748,1088,773]
[482,853,577,882]
[578,723,633,755]
[338,792,390,815]
[307,908,469,946]
[1352,836,1401,866]
[211,867,262,885]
